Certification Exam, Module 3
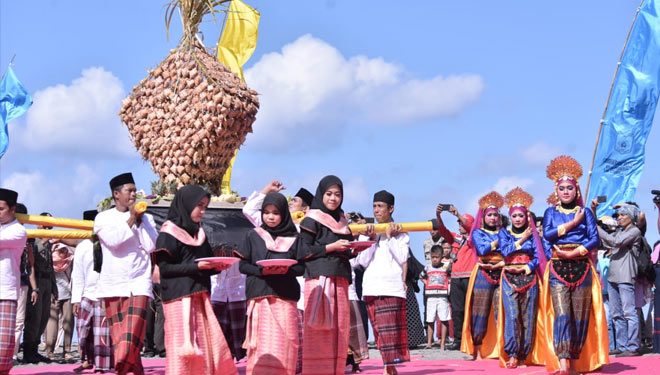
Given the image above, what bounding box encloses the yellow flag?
[217,0,260,81]
[217,0,260,195]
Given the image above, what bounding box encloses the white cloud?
[464,176,534,214]
[520,141,562,165]
[2,164,101,218]
[20,67,135,157]
[244,34,484,151]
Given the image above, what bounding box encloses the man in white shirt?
[356,190,410,375]
[0,188,27,375]
[210,243,247,361]
[72,209,113,373]
[94,173,157,375]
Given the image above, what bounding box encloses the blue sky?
[2,1,659,257]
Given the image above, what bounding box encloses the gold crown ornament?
[478,191,504,210]
[505,187,534,209]
[546,155,583,182]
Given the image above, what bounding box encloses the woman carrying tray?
[235,192,306,375]
[299,175,355,375]
[154,185,237,375]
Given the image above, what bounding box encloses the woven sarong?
[501,272,538,360]
[365,296,410,366]
[550,267,592,359]
[470,269,500,346]
[302,277,349,375]
[212,300,247,360]
[77,297,113,370]
[104,295,149,375]
[244,296,298,375]
[163,293,237,375]
[0,300,17,375]
[348,300,369,364]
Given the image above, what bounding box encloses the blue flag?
[588,0,660,217]
[0,66,33,159]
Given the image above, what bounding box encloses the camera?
[652,190,660,204]
[597,195,607,203]
[347,212,364,222]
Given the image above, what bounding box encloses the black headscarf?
[311,175,344,221]
[260,193,298,238]
[166,185,211,236]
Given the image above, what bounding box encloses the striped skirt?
[348,300,369,364]
[77,297,113,370]
[163,293,237,375]
[302,276,350,375]
[104,295,149,375]
[0,300,17,375]
[211,300,247,360]
[244,296,299,375]
[365,296,410,366]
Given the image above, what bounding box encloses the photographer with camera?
[433,203,475,351]
[592,199,643,356]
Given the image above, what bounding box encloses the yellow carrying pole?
[348,221,436,234]
[26,229,93,239]
[16,214,94,230]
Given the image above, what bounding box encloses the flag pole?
[585,0,645,199]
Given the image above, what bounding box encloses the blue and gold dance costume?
[540,206,608,372]
[461,227,503,358]
[498,229,540,363]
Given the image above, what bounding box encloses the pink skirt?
[162,292,237,375]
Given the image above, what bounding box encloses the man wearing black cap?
[72,209,113,373]
[94,173,157,375]
[355,190,410,375]
[0,188,27,374]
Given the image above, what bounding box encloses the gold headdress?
[505,187,533,209]
[546,155,583,182]
[546,155,584,206]
[478,191,504,210]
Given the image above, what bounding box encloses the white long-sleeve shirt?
[242,190,307,310]
[94,208,158,299]
[0,219,27,300]
[210,262,246,303]
[348,258,359,301]
[356,233,410,299]
[71,239,100,303]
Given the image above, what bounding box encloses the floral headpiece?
[505,187,533,210]
[478,191,504,210]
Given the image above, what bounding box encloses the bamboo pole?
[585,0,645,199]
[26,229,93,239]
[16,214,94,230]
[348,221,437,234]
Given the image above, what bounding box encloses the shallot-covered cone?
[118,1,259,194]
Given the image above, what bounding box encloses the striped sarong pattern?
[365,296,410,366]
[104,295,148,375]
[302,277,350,375]
[244,296,299,375]
[77,297,113,370]
[163,292,237,375]
[348,300,369,364]
[0,300,17,375]
[211,300,247,360]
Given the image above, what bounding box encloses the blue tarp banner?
[589,0,660,217]
[0,66,32,159]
